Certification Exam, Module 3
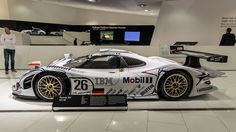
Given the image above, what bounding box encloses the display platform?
[0,90,235,112]
[0,70,235,112]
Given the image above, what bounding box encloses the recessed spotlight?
[88,0,97,3]
[138,3,147,8]
[145,9,151,12]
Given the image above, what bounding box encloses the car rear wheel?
[34,72,66,101]
[159,71,192,100]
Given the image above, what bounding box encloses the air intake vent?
[23,75,34,89]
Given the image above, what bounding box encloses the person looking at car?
[0,27,17,74]
[74,38,78,46]
[220,28,236,46]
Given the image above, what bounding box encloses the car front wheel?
[34,72,66,101]
[159,71,192,100]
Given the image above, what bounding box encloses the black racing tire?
[40,32,44,35]
[33,72,67,102]
[159,70,193,101]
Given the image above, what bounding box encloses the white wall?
[30,36,71,45]
[74,8,157,25]
[7,0,157,25]
[0,0,10,19]
[8,0,77,24]
[152,0,236,46]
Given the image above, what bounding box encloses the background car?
[12,49,223,101]
[50,29,65,36]
[21,27,46,35]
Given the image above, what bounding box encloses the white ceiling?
[33,0,165,16]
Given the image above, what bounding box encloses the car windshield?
[63,55,90,68]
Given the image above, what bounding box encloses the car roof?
[91,49,147,60]
[92,49,132,56]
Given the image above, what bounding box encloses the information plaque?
[52,95,127,111]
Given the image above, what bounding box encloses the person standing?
[0,27,17,74]
[73,38,78,46]
[220,28,236,46]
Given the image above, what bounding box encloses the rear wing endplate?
[170,46,228,68]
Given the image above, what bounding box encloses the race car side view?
[21,27,46,35]
[12,48,227,101]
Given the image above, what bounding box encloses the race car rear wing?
[170,46,228,68]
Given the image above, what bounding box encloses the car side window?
[80,55,121,69]
[122,56,146,68]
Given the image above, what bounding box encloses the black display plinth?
[52,95,128,111]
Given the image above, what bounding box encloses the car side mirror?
[64,53,72,59]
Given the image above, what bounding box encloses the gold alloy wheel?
[163,74,188,98]
[37,75,63,100]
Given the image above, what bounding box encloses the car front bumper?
[12,82,37,99]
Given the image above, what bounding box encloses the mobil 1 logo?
[123,77,153,84]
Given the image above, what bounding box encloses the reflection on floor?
[0,70,236,132]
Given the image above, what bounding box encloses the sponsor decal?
[73,91,91,95]
[95,77,113,85]
[92,88,105,95]
[123,77,153,84]
[140,84,155,96]
[71,78,94,95]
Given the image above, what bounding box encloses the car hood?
[49,57,72,67]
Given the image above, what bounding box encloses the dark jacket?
[220,33,236,46]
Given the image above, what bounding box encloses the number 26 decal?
[74,79,89,90]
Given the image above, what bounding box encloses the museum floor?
[0,70,236,132]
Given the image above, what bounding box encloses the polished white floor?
[0,70,236,132]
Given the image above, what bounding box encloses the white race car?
[12,48,227,101]
[50,29,65,36]
[21,27,46,35]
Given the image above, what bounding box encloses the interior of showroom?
[0,0,236,132]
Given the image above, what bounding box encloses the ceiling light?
[138,3,147,8]
[145,9,151,12]
[88,0,97,3]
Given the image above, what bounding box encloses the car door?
[118,56,157,97]
[69,55,121,95]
